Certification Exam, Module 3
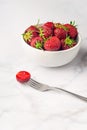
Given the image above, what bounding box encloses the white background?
[0,0,87,63]
[0,0,87,130]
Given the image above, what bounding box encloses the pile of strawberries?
[22,21,78,51]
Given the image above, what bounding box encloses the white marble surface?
[0,0,87,129]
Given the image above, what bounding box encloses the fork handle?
[52,87,87,102]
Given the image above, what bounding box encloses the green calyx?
[65,36,75,46]
[39,27,46,40]
[22,31,32,42]
[35,42,43,49]
[39,27,44,37]
[36,19,40,27]
[70,21,77,27]
[55,23,68,31]
[39,27,43,37]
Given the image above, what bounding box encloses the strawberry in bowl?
[44,36,61,51]
[22,20,81,67]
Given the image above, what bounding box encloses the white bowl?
[22,34,81,67]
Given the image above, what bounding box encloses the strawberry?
[39,25,53,39]
[30,36,43,49]
[54,28,67,40]
[64,21,78,39]
[16,71,31,83]
[44,36,61,51]
[23,25,39,44]
[44,22,54,29]
[61,36,77,50]
[24,25,38,33]
[22,20,78,51]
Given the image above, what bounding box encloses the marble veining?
[0,0,87,130]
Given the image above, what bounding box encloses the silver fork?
[27,78,87,102]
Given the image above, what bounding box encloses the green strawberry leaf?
[70,21,73,25]
[35,42,43,49]
[22,31,32,42]
[39,27,46,40]
[70,21,77,27]
[55,23,68,30]
[65,36,75,46]
[36,19,40,27]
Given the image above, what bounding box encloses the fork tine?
[29,79,41,87]
[30,78,48,87]
[28,78,50,91]
[30,78,42,86]
[29,83,40,90]
[28,78,41,90]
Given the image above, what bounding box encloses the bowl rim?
[24,34,81,53]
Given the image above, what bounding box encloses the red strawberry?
[44,22,54,29]
[25,25,38,33]
[54,28,67,40]
[16,71,31,83]
[44,36,61,51]
[64,23,78,39]
[23,25,39,44]
[61,36,77,50]
[30,36,43,49]
[39,25,53,39]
